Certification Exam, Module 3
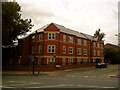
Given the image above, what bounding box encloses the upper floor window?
[63,46,66,54]
[93,50,96,56]
[83,49,87,55]
[39,46,42,54]
[101,51,103,56]
[63,35,66,42]
[39,34,43,40]
[83,40,87,46]
[78,48,82,55]
[93,42,96,47]
[68,47,73,54]
[47,45,55,53]
[101,44,103,48]
[78,39,81,45]
[97,43,100,48]
[32,35,35,42]
[69,36,73,43]
[48,33,56,40]
[32,46,36,54]
[97,51,100,56]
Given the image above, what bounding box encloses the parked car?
[96,62,107,68]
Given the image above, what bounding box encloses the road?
[2,64,119,89]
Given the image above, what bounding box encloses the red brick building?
[17,23,104,70]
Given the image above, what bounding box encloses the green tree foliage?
[104,48,120,64]
[94,29,105,41]
[2,2,34,47]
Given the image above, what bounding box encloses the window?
[39,46,42,54]
[68,58,73,64]
[47,58,55,64]
[32,35,35,42]
[97,43,100,48]
[84,40,87,46]
[78,39,81,45]
[32,46,36,54]
[78,48,82,55]
[39,34,43,40]
[68,47,73,54]
[48,33,56,40]
[63,46,66,54]
[62,58,66,65]
[97,51,100,56]
[63,35,66,42]
[93,42,96,47]
[83,49,87,55]
[101,44,103,48]
[69,36,73,43]
[101,51,103,56]
[48,45,55,53]
[77,58,82,64]
[93,50,96,56]
[83,59,87,63]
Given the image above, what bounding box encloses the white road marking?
[77,84,116,88]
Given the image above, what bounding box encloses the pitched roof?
[30,23,98,41]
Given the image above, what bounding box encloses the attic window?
[48,33,56,40]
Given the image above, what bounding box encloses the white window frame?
[77,58,82,64]
[63,46,66,54]
[48,33,56,40]
[68,58,73,64]
[63,35,66,42]
[39,46,42,54]
[32,46,36,54]
[78,39,81,45]
[93,42,96,47]
[97,51,100,56]
[78,48,82,55]
[97,43,100,48]
[68,47,73,54]
[62,58,66,65]
[83,49,87,55]
[69,36,73,43]
[83,40,87,46]
[32,35,35,42]
[47,45,55,53]
[47,58,55,64]
[39,34,43,40]
[93,50,96,56]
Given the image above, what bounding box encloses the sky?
[17,0,119,45]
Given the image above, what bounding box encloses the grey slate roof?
[31,23,98,41]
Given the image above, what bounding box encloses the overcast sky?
[17,0,119,45]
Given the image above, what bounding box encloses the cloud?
[17,0,119,45]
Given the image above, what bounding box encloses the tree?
[94,29,105,41]
[104,48,120,64]
[2,2,34,47]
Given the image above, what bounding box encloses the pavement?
[2,64,119,78]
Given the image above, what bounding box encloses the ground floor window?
[47,58,55,64]
[77,58,82,64]
[68,58,73,65]
[83,59,87,63]
[62,58,66,65]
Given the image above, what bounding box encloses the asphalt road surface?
[2,75,118,88]
[2,64,119,89]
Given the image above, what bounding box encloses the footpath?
[2,64,119,78]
